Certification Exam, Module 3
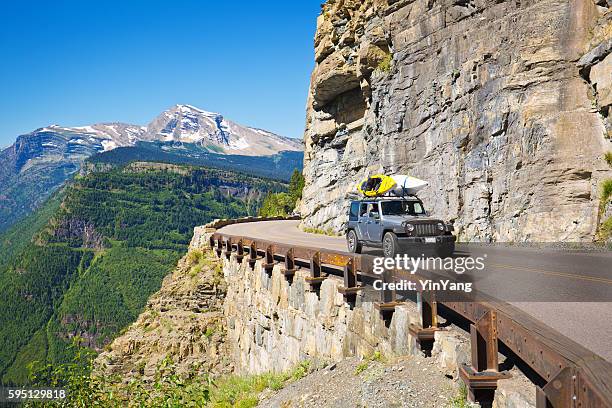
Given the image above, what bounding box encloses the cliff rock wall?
[300,0,612,241]
[223,256,419,373]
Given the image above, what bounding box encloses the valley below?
[0,162,286,385]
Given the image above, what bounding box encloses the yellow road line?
[489,263,612,285]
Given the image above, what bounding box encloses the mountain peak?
[145,105,302,156]
[15,104,302,158]
[173,104,216,116]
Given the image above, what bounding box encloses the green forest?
[259,169,305,217]
[87,141,303,182]
[0,164,286,385]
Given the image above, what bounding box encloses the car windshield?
[381,200,425,216]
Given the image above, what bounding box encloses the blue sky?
[0,0,322,146]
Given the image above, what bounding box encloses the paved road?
[219,220,612,362]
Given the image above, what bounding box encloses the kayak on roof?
[357,174,428,197]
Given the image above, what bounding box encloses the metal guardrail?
[203,215,300,230]
[206,217,612,408]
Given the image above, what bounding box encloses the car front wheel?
[382,232,399,258]
[347,229,362,253]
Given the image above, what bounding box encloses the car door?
[356,203,369,241]
[366,202,383,243]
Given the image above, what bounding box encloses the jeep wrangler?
[346,197,456,258]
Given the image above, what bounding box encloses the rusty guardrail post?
[375,270,401,326]
[338,257,361,305]
[305,251,325,292]
[235,239,244,264]
[248,242,259,270]
[409,289,441,355]
[215,238,223,258]
[460,310,511,407]
[261,245,276,275]
[223,237,232,260]
[281,248,297,283]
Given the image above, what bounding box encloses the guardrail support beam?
[215,238,223,258]
[375,272,401,326]
[213,238,221,258]
[261,245,276,276]
[536,367,575,408]
[223,238,232,260]
[460,310,510,407]
[305,251,325,292]
[235,240,244,263]
[338,258,361,305]
[248,242,260,270]
[409,289,441,355]
[280,248,297,283]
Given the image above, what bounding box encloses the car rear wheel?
[347,230,362,253]
[383,232,399,258]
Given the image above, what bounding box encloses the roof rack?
[346,189,421,201]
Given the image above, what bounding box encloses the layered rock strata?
[300,0,612,241]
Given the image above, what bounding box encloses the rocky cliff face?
[95,248,232,382]
[300,0,612,242]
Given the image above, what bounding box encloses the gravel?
[258,354,463,408]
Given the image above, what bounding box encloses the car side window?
[369,203,379,217]
[359,203,368,217]
[349,202,359,221]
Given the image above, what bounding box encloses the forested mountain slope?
[0,163,286,384]
[86,142,303,181]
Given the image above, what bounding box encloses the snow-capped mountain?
[145,105,302,156]
[30,123,147,153]
[4,104,301,160]
[0,105,303,232]
[1,122,142,181]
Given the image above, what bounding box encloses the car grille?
[414,223,440,236]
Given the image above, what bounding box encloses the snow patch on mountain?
[72,125,98,133]
[10,104,302,158]
[142,104,301,156]
[101,140,118,151]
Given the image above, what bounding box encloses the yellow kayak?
[357,174,397,197]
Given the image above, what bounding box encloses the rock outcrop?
[94,249,232,382]
[300,0,612,242]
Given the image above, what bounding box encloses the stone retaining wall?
[214,239,536,407]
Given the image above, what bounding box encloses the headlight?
[403,222,415,232]
[437,222,445,231]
